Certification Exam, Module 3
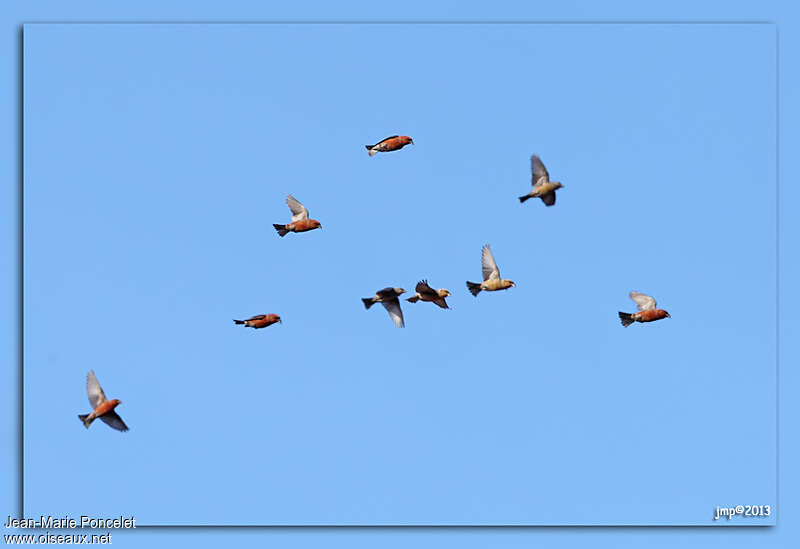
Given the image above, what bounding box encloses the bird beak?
[666,313,671,318]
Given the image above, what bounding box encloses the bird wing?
[379,135,400,145]
[541,191,557,206]
[246,314,267,321]
[433,297,449,309]
[376,287,398,300]
[481,245,500,281]
[286,195,309,222]
[531,155,550,187]
[100,411,129,432]
[629,291,657,311]
[415,280,438,299]
[381,299,405,328]
[86,370,106,409]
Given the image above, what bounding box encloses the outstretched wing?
[541,191,557,206]
[531,155,550,187]
[629,291,657,311]
[286,195,309,222]
[481,245,500,281]
[415,280,438,299]
[381,299,405,328]
[86,370,106,409]
[100,411,129,432]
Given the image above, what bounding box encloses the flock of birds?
[78,134,671,432]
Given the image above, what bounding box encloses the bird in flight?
[618,291,671,327]
[365,135,414,157]
[406,280,451,309]
[362,287,406,328]
[519,154,563,206]
[273,195,322,237]
[233,314,282,329]
[78,370,128,432]
[466,245,516,296]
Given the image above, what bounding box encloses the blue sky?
[3,1,800,548]
[21,21,775,526]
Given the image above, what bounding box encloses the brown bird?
[362,287,406,328]
[233,314,282,329]
[78,370,128,432]
[365,135,414,156]
[466,245,516,296]
[519,154,563,206]
[618,291,671,327]
[406,280,451,309]
[273,195,322,237]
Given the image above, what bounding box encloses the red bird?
[233,314,282,329]
[78,370,128,432]
[618,291,671,327]
[365,135,414,156]
[273,195,322,237]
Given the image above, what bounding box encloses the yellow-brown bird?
[406,280,451,309]
[519,154,563,206]
[466,245,515,296]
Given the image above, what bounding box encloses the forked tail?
[78,414,91,429]
[618,312,635,327]
[466,281,482,297]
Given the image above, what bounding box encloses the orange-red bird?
[618,291,671,327]
[519,154,563,206]
[273,195,322,237]
[365,135,414,156]
[78,370,128,432]
[233,314,282,329]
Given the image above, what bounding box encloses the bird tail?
[466,281,482,297]
[519,194,532,203]
[273,224,289,237]
[365,146,377,156]
[233,319,245,325]
[618,312,635,327]
[78,414,92,429]
[406,295,420,303]
[362,298,375,309]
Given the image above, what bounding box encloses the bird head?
[395,287,406,295]
[504,279,516,288]
[311,220,322,230]
[404,136,414,145]
[274,315,283,323]
[110,399,122,407]
[663,311,671,318]
[554,182,564,189]
[439,289,451,297]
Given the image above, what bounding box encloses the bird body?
[466,245,515,296]
[362,287,406,327]
[234,314,282,329]
[365,135,414,156]
[519,154,563,206]
[78,371,128,432]
[273,195,321,237]
[618,291,670,327]
[406,280,450,309]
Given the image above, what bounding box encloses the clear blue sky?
[3,1,800,547]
